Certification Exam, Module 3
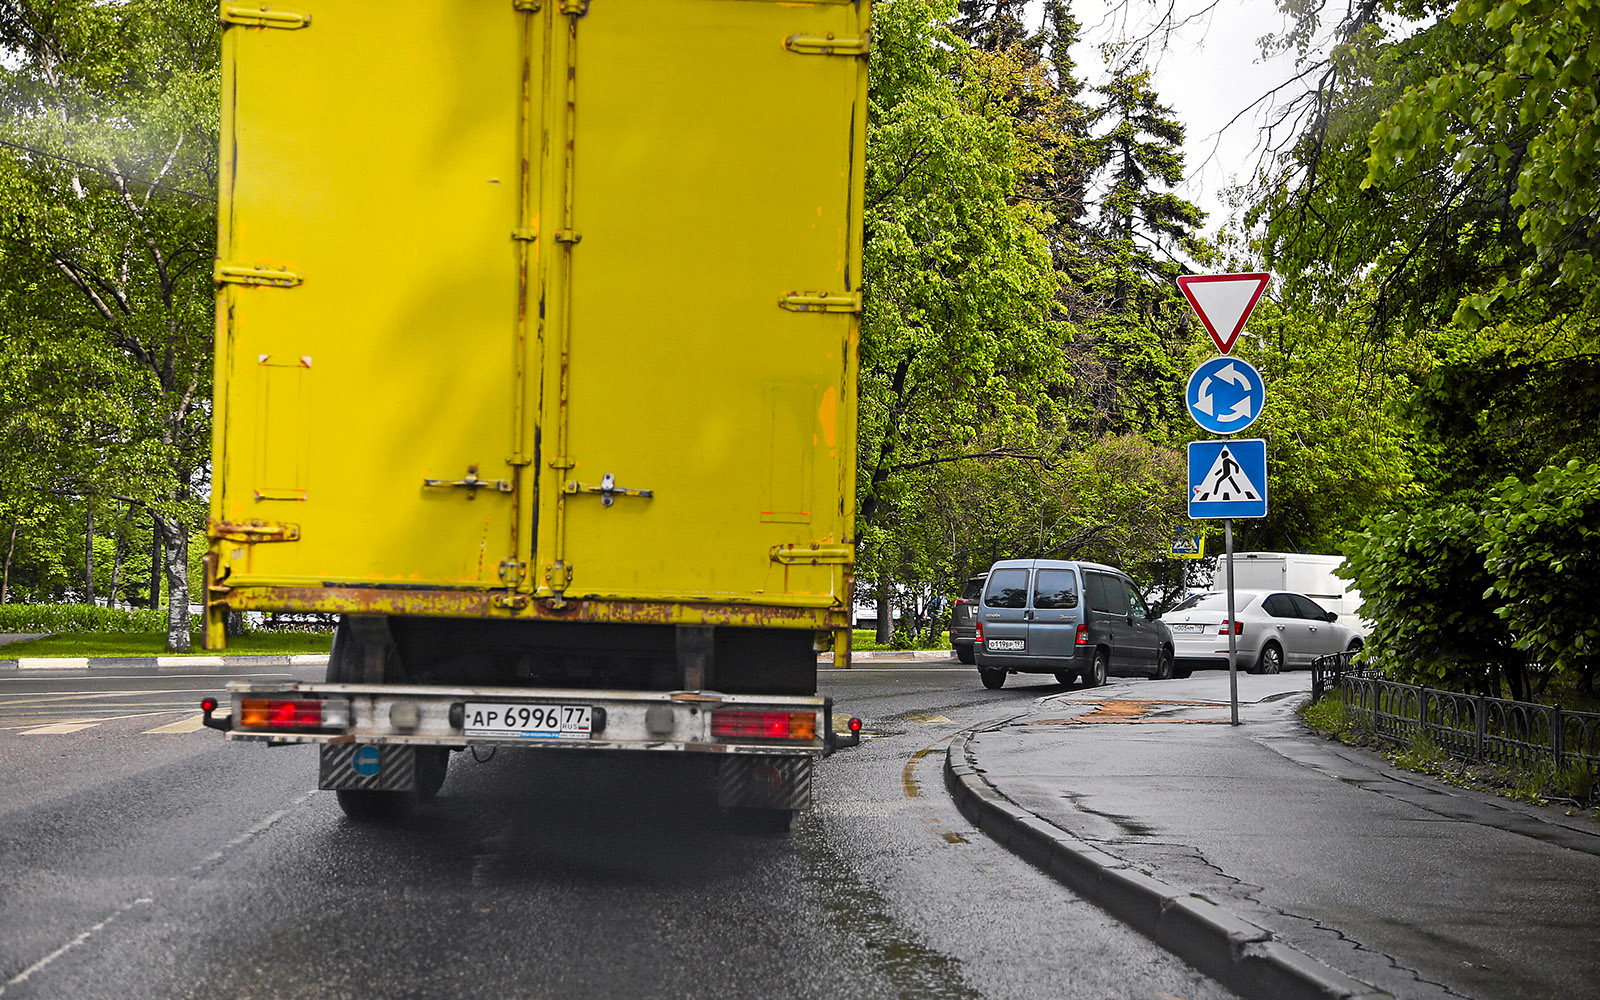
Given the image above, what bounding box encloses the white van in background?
[1213,552,1370,634]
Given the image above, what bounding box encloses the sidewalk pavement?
[946,677,1600,1000]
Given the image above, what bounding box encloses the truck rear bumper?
[216,680,828,758]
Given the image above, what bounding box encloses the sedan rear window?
[984,569,1030,609]
[1171,592,1227,613]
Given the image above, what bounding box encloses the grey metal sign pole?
[1225,518,1238,725]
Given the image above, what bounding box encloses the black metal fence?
[1311,651,1600,780]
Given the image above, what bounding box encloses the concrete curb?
[944,729,1390,1000]
[1,654,330,671]
[821,649,958,663]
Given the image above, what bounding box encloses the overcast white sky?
[1050,0,1328,236]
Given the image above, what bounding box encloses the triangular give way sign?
[1176,272,1271,354]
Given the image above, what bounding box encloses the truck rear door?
[535,0,865,611]
[213,2,527,591]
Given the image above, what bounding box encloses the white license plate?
[1170,624,1205,634]
[462,702,592,738]
[986,638,1025,651]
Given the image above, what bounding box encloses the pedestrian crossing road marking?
[22,721,99,735]
[142,714,208,734]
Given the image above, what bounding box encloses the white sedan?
[1159,589,1365,674]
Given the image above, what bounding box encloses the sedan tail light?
[1219,620,1245,635]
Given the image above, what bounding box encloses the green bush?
[0,603,168,634]
[1481,460,1600,686]
[1341,502,1517,687]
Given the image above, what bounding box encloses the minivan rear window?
[1032,569,1079,609]
[960,576,986,602]
[984,569,1029,609]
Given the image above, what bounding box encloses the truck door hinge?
[565,473,653,507]
[770,543,854,566]
[511,0,541,10]
[220,3,312,29]
[554,229,583,244]
[208,519,302,543]
[559,0,589,14]
[422,465,513,499]
[779,290,861,314]
[495,558,531,611]
[784,33,869,56]
[545,560,574,596]
[216,263,305,288]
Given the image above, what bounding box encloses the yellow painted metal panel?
[215,2,531,589]
[211,0,867,626]
[536,0,863,609]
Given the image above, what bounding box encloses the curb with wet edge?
[944,726,1391,1000]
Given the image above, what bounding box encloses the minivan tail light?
[975,621,984,642]
[1074,624,1089,645]
[1219,620,1244,635]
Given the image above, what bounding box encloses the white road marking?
[20,722,99,735]
[0,898,152,997]
[143,714,208,734]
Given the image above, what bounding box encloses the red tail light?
[954,597,974,606]
[711,710,817,741]
[1075,624,1089,645]
[238,698,350,731]
[975,621,984,642]
[1219,620,1244,635]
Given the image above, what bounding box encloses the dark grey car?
[973,558,1177,689]
[950,573,987,664]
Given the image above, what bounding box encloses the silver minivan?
[973,559,1177,689]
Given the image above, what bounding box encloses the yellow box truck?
[201,0,869,828]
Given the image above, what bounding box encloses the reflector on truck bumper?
[716,755,812,811]
[319,744,418,792]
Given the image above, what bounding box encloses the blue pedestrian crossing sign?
[1188,439,1268,519]
[1186,356,1265,435]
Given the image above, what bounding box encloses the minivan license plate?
[986,638,1025,651]
[463,703,591,738]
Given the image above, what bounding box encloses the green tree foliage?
[1257,0,1600,684]
[1340,502,1524,694]
[1230,305,1418,552]
[1064,54,1209,442]
[0,0,217,649]
[1481,461,1600,693]
[1342,461,1600,700]
[856,0,1069,635]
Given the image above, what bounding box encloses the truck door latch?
[423,465,513,499]
[565,473,653,507]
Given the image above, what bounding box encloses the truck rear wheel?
[335,789,414,822]
[732,807,797,835]
[417,747,449,799]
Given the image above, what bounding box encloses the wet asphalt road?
[0,662,1237,1000]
